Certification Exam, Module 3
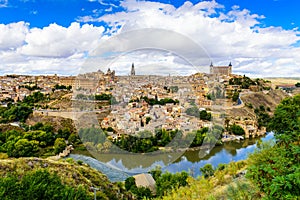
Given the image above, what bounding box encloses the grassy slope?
[0,157,132,200]
[226,90,287,118]
[158,160,262,200]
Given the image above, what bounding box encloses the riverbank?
[68,132,274,181]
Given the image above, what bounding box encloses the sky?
[0,0,300,77]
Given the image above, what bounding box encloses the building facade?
[209,62,232,76]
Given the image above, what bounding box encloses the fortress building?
[209,62,232,76]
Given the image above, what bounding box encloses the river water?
[68,132,274,182]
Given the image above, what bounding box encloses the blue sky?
[1,0,298,29]
[0,0,300,76]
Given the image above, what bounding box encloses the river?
[68,132,274,182]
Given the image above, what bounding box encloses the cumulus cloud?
[0,22,29,50]
[78,0,300,77]
[19,22,104,57]
[1,0,300,77]
[0,22,105,75]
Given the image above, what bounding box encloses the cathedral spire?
[131,63,135,76]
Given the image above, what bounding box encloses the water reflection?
[164,132,274,177]
[69,132,274,181]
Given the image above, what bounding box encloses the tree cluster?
[139,96,179,106]
[247,94,300,199]
[228,124,245,136]
[53,84,72,91]
[124,177,152,200]
[20,84,42,91]
[150,168,189,197]
[0,169,90,200]
[0,122,79,158]
[0,92,46,123]
[75,93,117,104]
[112,129,180,153]
[186,107,212,121]
[229,75,257,89]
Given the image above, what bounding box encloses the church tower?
[228,62,232,75]
[131,63,135,76]
[209,62,214,74]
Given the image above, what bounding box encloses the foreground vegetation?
[0,157,133,200]
[247,94,300,199]
[158,94,300,200]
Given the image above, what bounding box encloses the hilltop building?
[210,62,232,76]
[131,63,135,76]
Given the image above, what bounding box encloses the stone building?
[210,62,232,76]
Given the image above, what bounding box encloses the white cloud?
[0,22,105,75]
[0,22,29,50]
[19,22,104,57]
[0,0,8,8]
[81,0,300,77]
[1,0,300,77]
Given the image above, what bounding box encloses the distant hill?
[264,77,300,85]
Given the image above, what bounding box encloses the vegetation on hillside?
[154,94,300,200]
[0,122,81,158]
[130,96,179,106]
[53,84,72,91]
[125,177,153,200]
[0,157,133,200]
[228,75,266,89]
[157,160,258,200]
[0,92,46,123]
[110,126,222,153]
[75,93,117,104]
[185,107,212,120]
[247,94,300,199]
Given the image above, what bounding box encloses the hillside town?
[1,62,291,142]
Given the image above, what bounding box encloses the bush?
[247,95,300,199]
[200,164,215,178]
[0,169,90,200]
[53,138,66,154]
[229,124,245,135]
[77,160,83,165]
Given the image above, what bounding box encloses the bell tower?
[131,63,135,76]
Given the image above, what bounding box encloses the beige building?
[210,62,232,76]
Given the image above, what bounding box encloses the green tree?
[200,164,215,178]
[247,94,300,199]
[268,94,300,143]
[0,169,90,200]
[7,138,39,157]
[68,133,79,145]
[229,124,245,136]
[155,171,188,197]
[232,91,239,102]
[125,177,136,191]
[53,138,66,154]
[199,110,211,121]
